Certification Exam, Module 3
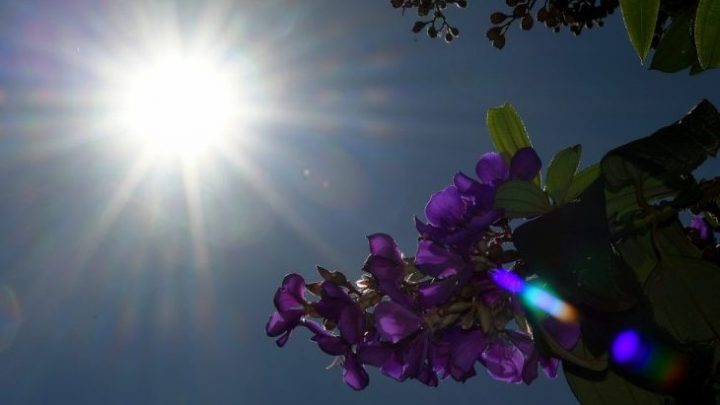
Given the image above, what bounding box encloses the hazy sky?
[0,1,717,404]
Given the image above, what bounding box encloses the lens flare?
[611,329,641,363]
[491,269,577,322]
[0,286,22,352]
[610,329,687,387]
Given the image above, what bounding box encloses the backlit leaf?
[650,12,696,73]
[546,145,582,205]
[695,0,720,68]
[494,180,550,218]
[619,0,661,62]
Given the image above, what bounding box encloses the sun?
[111,51,243,160]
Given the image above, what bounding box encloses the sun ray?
[71,153,153,271]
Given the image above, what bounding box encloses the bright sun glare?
[112,52,242,159]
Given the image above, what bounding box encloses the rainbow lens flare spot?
[491,269,577,322]
[611,329,641,364]
[610,329,687,388]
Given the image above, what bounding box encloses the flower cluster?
[266,147,580,390]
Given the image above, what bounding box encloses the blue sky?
[0,1,717,404]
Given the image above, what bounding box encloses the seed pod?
[491,35,506,49]
[521,15,534,30]
[449,26,460,36]
[513,4,528,17]
[445,32,454,42]
[324,319,337,330]
[537,7,549,22]
[412,20,428,33]
[428,25,438,38]
[491,12,508,24]
[486,26,502,41]
[456,0,467,8]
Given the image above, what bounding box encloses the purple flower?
[475,152,510,185]
[480,333,526,384]
[475,147,541,185]
[374,301,423,343]
[266,274,308,347]
[689,214,715,243]
[415,240,463,278]
[367,301,439,385]
[308,325,370,390]
[363,233,411,306]
[315,282,365,344]
[439,328,489,382]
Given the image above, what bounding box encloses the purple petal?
[415,217,446,241]
[265,310,302,337]
[400,333,429,379]
[468,209,502,231]
[357,344,393,368]
[509,147,541,181]
[415,240,461,278]
[363,256,402,282]
[425,186,465,228]
[374,301,423,343]
[540,356,560,379]
[343,353,370,391]
[689,215,713,242]
[448,329,487,382]
[273,273,306,312]
[418,278,458,308]
[276,331,292,347]
[337,306,365,344]
[475,152,509,185]
[417,364,439,387]
[453,171,478,193]
[312,333,348,356]
[367,233,403,261]
[481,339,525,384]
[507,330,539,385]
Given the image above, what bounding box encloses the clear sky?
[0,1,717,404]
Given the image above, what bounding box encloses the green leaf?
[546,145,582,205]
[566,163,601,203]
[650,12,696,73]
[620,0,661,62]
[494,180,550,218]
[645,255,720,343]
[696,0,720,69]
[486,103,540,186]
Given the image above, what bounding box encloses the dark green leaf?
[565,163,601,203]
[565,364,671,405]
[512,180,640,311]
[494,179,550,218]
[602,99,720,191]
[696,0,720,69]
[650,12,696,73]
[619,0,661,62]
[546,145,582,205]
[605,176,676,219]
[645,255,720,343]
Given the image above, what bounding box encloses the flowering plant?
[266,100,720,404]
